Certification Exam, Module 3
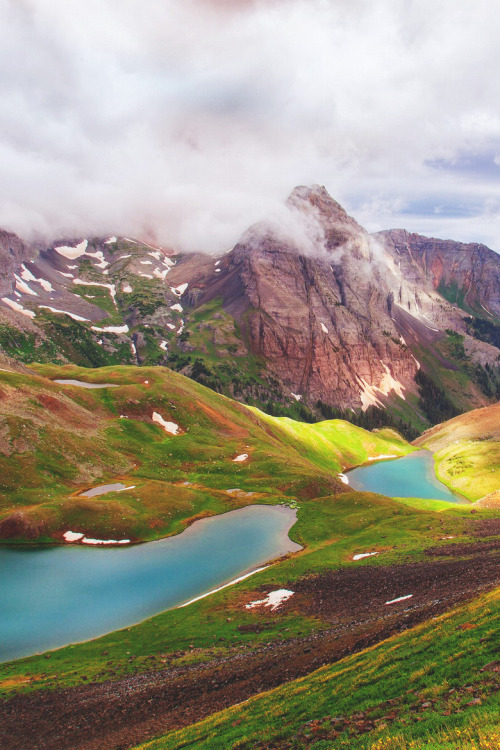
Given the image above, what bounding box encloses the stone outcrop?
[0,230,36,296]
[376,229,500,318]
[174,186,423,409]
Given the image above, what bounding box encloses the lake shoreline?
[0,505,300,663]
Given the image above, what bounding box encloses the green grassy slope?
[0,489,478,696]
[135,589,500,750]
[415,403,500,501]
[0,362,412,543]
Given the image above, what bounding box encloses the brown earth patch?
[36,393,96,430]
[0,543,498,750]
[475,491,500,509]
[471,517,500,537]
[425,539,500,556]
[0,511,46,540]
[181,510,216,527]
[192,399,249,438]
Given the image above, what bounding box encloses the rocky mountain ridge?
[0,185,499,430]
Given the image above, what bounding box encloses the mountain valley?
[0,187,498,750]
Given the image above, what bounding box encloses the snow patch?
[320,322,329,334]
[86,249,108,269]
[119,254,132,260]
[233,454,248,462]
[91,324,129,333]
[152,412,180,435]
[356,363,406,412]
[171,283,188,296]
[385,594,413,605]
[105,236,117,244]
[54,239,88,259]
[356,376,384,410]
[18,265,52,292]
[215,268,221,273]
[139,273,153,279]
[353,552,379,560]
[39,306,88,321]
[82,537,130,545]
[291,392,302,401]
[63,529,131,545]
[14,275,38,296]
[148,251,161,260]
[122,283,133,293]
[63,531,84,542]
[160,340,168,351]
[154,267,169,280]
[20,264,38,283]
[338,473,349,485]
[379,363,406,399]
[140,260,152,265]
[180,566,269,608]
[246,589,294,611]
[170,303,183,313]
[367,454,398,461]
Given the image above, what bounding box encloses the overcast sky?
[2,0,500,253]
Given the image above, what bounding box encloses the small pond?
[347,450,465,501]
[53,379,118,389]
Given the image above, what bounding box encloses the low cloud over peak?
[1,0,500,253]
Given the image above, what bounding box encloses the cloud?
[1,0,500,252]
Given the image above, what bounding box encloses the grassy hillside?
[0,362,412,543]
[0,396,497,750]
[0,487,481,696]
[135,588,500,750]
[415,403,500,501]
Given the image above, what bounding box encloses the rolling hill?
[0,361,411,544]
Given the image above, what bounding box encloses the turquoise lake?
[347,449,465,501]
[0,505,300,663]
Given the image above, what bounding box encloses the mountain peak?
[288,184,348,216]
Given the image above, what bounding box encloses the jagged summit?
[288,184,354,219]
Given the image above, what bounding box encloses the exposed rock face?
[176,186,422,409]
[170,186,500,411]
[0,230,36,296]
[376,229,500,318]
[0,186,499,416]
